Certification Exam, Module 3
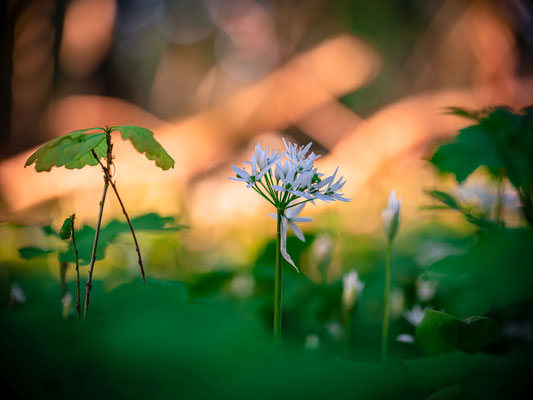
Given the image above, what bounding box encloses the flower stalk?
[229,139,350,343]
[381,190,401,363]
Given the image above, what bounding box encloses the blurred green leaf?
[116,125,175,170]
[445,107,481,121]
[18,247,55,259]
[424,190,460,210]
[430,125,501,183]
[24,128,106,172]
[58,212,182,265]
[416,310,499,355]
[428,228,533,317]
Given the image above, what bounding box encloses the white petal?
[290,220,306,242]
[280,218,299,272]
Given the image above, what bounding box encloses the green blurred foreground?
[1,225,533,399]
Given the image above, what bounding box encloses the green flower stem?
[343,308,352,358]
[71,214,81,319]
[285,198,313,209]
[274,208,283,347]
[381,240,392,363]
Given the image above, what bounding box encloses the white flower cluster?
[230,139,350,204]
[230,138,350,270]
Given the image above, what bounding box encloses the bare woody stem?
[70,214,81,319]
[84,129,112,319]
[83,174,109,319]
[92,152,145,282]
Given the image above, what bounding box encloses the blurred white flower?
[61,292,74,319]
[417,279,437,302]
[312,234,333,263]
[455,180,519,213]
[396,333,415,344]
[342,270,365,311]
[390,288,405,318]
[304,333,320,350]
[9,283,26,307]
[403,305,428,327]
[415,240,464,267]
[382,190,401,242]
[229,274,255,299]
[326,321,343,341]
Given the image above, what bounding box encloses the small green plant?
[25,125,175,318]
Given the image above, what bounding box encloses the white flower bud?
[382,190,401,242]
[9,283,26,307]
[342,270,364,311]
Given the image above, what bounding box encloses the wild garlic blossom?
[230,139,350,269]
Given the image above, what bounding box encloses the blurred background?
[0,0,533,302]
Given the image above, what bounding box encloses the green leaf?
[416,310,499,355]
[445,107,481,121]
[115,125,175,170]
[430,124,502,183]
[59,217,73,240]
[428,228,533,317]
[58,213,182,265]
[424,189,460,210]
[18,247,55,259]
[25,128,107,172]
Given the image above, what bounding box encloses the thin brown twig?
[84,130,112,319]
[92,151,146,283]
[70,213,81,319]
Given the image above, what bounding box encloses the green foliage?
[430,124,501,183]
[24,128,106,172]
[430,106,533,223]
[18,213,183,265]
[59,217,73,240]
[0,278,531,399]
[416,310,499,355]
[25,125,174,172]
[428,228,533,317]
[116,125,175,170]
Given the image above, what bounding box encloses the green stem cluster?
[251,170,313,210]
